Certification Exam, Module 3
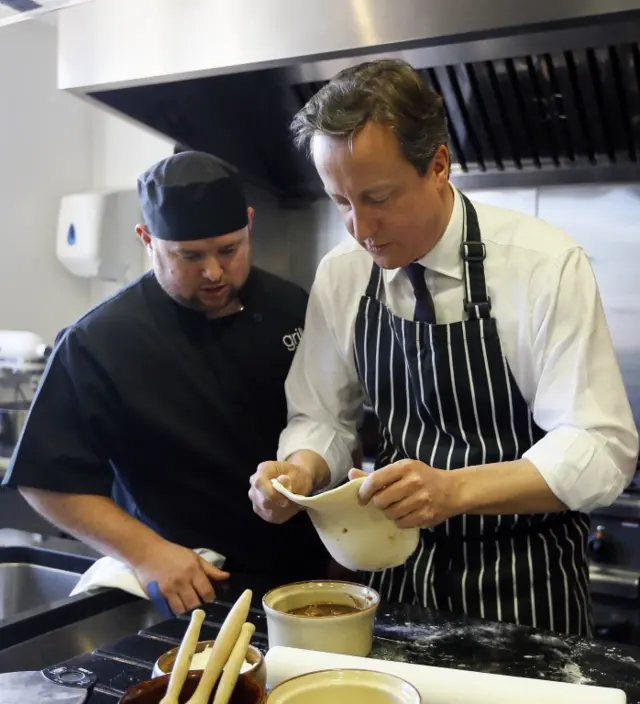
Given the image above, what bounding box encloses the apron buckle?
[460,241,486,262]
[463,297,492,315]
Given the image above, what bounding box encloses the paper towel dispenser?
[57,190,142,280]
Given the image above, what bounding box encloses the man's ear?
[135,224,153,255]
[247,207,255,231]
[432,144,450,184]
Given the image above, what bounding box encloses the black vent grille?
[292,43,640,183]
[92,37,640,198]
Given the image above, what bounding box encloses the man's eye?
[181,253,202,261]
[219,247,237,256]
[368,194,390,205]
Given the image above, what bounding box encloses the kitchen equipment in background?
[0,403,28,464]
[589,469,640,645]
[0,330,49,401]
[0,330,50,466]
[262,581,380,657]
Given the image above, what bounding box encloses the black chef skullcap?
[137,151,248,241]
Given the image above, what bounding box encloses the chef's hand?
[348,460,456,529]
[249,461,314,524]
[133,539,230,615]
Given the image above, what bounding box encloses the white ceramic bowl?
[266,669,421,704]
[262,581,380,657]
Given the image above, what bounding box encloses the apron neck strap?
[364,259,384,299]
[363,193,491,320]
[460,193,491,320]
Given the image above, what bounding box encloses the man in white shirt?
[248,59,638,636]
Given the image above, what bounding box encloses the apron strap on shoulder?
[460,194,492,320]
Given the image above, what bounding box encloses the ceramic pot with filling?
[262,581,380,657]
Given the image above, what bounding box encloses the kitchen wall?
[0,19,174,332]
[0,20,94,343]
[88,107,173,305]
[537,186,640,431]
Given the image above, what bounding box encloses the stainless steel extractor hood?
[58,0,640,200]
[0,0,92,27]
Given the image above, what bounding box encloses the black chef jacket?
[3,267,328,579]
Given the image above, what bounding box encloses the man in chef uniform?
[249,60,639,636]
[3,150,329,614]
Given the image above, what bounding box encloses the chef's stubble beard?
[159,282,237,315]
[203,287,243,319]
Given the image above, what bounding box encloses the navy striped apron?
[353,194,592,637]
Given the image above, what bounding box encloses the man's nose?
[203,256,223,281]
[351,208,378,243]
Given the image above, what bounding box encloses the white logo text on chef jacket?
[283,327,303,352]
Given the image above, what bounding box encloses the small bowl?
[266,669,421,703]
[119,670,265,704]
[152,639,267,688]
[262,581,380,657]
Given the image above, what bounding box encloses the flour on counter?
[558,662,593,685]
[371,616,639,686]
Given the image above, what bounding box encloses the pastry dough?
[273,478,419,572]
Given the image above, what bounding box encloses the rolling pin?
[186,589,253,704]
[213,622,256,704]
[159,608,206,704]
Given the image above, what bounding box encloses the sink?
[0,543,147,672]
[0,545,91,622]
[0,563,82,620]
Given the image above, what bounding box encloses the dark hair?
[290,59,449,174]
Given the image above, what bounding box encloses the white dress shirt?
[278,187,639,512]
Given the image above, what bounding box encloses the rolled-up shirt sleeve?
[277,258,364,486]
[522,246,639,512]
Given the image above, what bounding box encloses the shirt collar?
[385,184,464,284]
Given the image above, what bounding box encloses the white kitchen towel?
[69,548,226,598]
[265,646,627,704]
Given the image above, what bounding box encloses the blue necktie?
[404,262,437,324]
